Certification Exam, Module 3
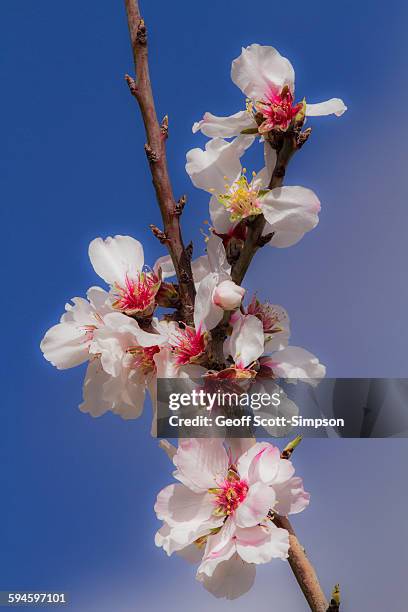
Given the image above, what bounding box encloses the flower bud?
[213,280,245,310]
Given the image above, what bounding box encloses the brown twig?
[124,1,195,325]
[273,515,329,612]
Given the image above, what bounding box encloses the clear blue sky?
[1,0,408,610]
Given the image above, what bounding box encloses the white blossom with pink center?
[246,295,290,352]
[186,137,321,248]
[225,312,326,385]
[40,286,114,369]
[154,438,309,599]
[193,44,346,141]
[41,286,169,421]
[88,234,174,316]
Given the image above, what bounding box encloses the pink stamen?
[112,272,160,315]
[171,325,206,365]
[256,86,302,133]
[213,474,249,516]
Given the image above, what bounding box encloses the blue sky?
[2,0,408,610]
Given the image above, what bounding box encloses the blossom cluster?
[155,438,309,599]
[40,42,345,599]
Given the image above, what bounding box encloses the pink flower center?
[255,86,302,133]
[211,471,249,516]
[128,345,161,375]
[247,296,287,333]
[112,272,160,315]
[171,325,206,365]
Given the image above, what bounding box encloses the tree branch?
[124,0,195,325]
[273,514,329,612]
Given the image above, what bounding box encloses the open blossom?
[89,234,173,316]
[40,286,114,369]
[246,295,290,352]
[225,312,326,386]
[155,439,309,599]
[193,44,346,141]
[40,235,173,422]
[186,137,320,248]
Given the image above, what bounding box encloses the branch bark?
[273,515,329,612]
[124,0,195,325]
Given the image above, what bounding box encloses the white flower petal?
[231,44,295,100]
[234,482,276,528]
[270,346,326,386]
[194,273,224,332]
[274,476,310,515]
[79,359,112,417]
[235,524,289,563]
[154,483,214,527]
[173,439,229,492]
[206,233,231,276]
[186,136,252,194]
[261,186,320,247]
[40,322,90,369]
[237,442,270,481]
[192,110,256,138]
[209,195,234,234]
[198,554,256,600]
[88,235,144,286]
[229,314,265,368]
[306,98,347,117]
[153,254,176,279]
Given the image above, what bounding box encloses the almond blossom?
[225,312,326,385]
[186,137,320,248]
[193,44,346,141]
[88,234,173,316]
[155,438,309,599]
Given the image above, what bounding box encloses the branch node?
[149,224,168,244]
[160,115,169,138]
[297,127,312,148]
[175,194,187,215]
[257,231,274,247]
[185,241,193,261]
[125,74,138,97]
[136,18,147,45]
[144,143,160,163]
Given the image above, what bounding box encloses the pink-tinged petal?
[235,524,289,563]
[237,442,270,480]
[79,359,112,417]
[274,476,310,515]
[306,98,347,117]
[154,483,214,527]
[198,554,256,600]
[229,314,265,368]
[270,346,326,386]
[88,235,144,286]
[155,516,223,556]
[198,518,236,577]
[234,482,276,528]
[85,286,113,312]
[248,444,283,484]
[173,439,229,492]
[261,186,320,248]
[40,322,90,369]
[231,44,295,100]
[186,136,252,194]
[192,110,256,138]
